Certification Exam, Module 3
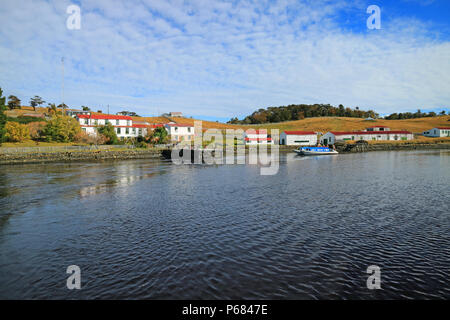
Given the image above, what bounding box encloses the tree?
[5,122,30,142]
[47,103,57,115]
[147,126,168,144]
[82,106,91,111]
[57,103,68,112]
[43,114,81,142]
[97,123,119,144]
[0,88,7,143]
[30,96,45,111]
[7,95,21,109]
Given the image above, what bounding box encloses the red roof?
[77,114,132,120]
[284,131,316,135]
[436,127,450,130]
[245,137,272,141]
[367,126,389,128]
[330,131,411,136]
[165,123,193,127]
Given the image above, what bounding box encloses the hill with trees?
[228,104,379,124]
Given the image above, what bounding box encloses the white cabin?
[423,127,450,138]
[280,131,317,145]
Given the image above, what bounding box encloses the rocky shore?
[0,149,163,165]
[336,141,450,153]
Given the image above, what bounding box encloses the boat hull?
[293,149,339,156]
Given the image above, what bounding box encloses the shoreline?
[0,142,449,165]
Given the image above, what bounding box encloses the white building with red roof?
[320,128,414,145]
[243,129,273,145]
[164,123,195,142]
[76,114,153,139]
[423,127,450,137]
[280,131,317,145]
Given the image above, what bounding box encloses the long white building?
[320,130,414,145]
[280,131,317,145]
[76,114,151,139]
[423,127,450,137]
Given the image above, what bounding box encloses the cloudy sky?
[0,0,449,120]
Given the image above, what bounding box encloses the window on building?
[188,127,191,133]
[126,128,129,134]
[116,120,119,125]
[138,129,142,135]
[117,128,121,134]
[132,128,136,134]
[84,119,88,125]
[175,127,178,132]
[127,120,131,126]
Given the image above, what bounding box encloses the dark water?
[0,150,449,299]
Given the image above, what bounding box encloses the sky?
[0,0,449,121]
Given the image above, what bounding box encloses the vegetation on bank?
[0,88,7,144]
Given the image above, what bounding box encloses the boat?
[293,146,339,156]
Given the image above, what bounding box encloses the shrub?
[97,123,119,145]
[74,131,107,145]
[27,121,46,140]
[0,88,7,143]
[5,121,30,142]
[43,115,81,142]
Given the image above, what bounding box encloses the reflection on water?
[0,151,449,299]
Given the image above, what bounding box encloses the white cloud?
[0,0,448,118]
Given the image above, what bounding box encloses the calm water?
[0,150,449,299]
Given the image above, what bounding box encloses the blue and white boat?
[294,146,338,156]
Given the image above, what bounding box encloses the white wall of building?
[243,131,274,145]
[77,115,148,139]
[164,124,195,142]
[280,132,317,145]
[423,128,450,137]
[320,131,414,144]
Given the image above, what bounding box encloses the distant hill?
[228,104,379,124]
